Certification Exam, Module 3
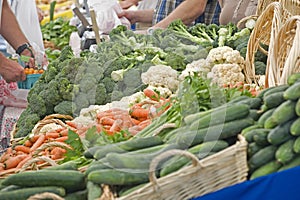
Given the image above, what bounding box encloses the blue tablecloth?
[193,166,300,200]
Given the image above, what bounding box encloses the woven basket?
[280,0,300,15]
[244,2,291,87]
[116,135,248,200]
[271,16,300,85]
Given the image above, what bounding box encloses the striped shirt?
[153,0,221,25]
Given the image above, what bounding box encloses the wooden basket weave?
[271,16,300,85]
[244,2,291,87]
[280,0,300,15]
[116,135,248,200]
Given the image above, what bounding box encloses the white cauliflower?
[38,123,63,134]
[141,65,179,92]
[209,63,245,86]
[179,58,213,80]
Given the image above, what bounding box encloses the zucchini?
[263,91,285,110]
[106,144,180,169]
[262,84,289,99]
[271,100,297,126]
[290,118,300,136]
[257,108,275,126]
[278,155,300,172]
[1,170,86,193]
[177,117,254,148]
[88,169,149,185]
[296,98,300,116]
[0,186,65,200]
[275,139,296,164]
[93,136,163,160]
[241,124,263,136]
[189,104,250,130]
[65,189,88,200]
[287,73,300,85]
[267,119,295,145]
[244,128,268,143]
[247,142,264,158]
[253,129,271,146]
[250,160,282,180]
[283,81,300,100]
[293,136,300,153]
[87,181,102,200]
[248,145,277,170]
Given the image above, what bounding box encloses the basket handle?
[19,156,58,172]
[148,149,204,187]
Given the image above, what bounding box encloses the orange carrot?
[29,135,40,143]
[65,121,78,129]
[99,117,115,126]
[14,145,31,154]
[30,134,46,153]
[16,155,32,169]
[4,154,28,169]
[54,136,68,142]
[138,119,152,130]
[54,127,66,133]
[0,167,18,176]
[0,163,5,171]
[24,140,33,147]
[109,119,123,133]
[0,152,12,163]
[143,88,160,101]
[130,118,141,125]
[45,132,61,139]
[130,108,149,119]
[51,147,66,160]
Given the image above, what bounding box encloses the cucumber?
[241,124,263,136]
[65,189,88,200]
[189,104,250,130]
[42,160,78,171]
[87,181,102,200]
[234,97,262,109]
[1,170,86,193]
[264,116,278,129]
[250,160,282,180]
[248,109,262,121]
[0,185,21,192]
[244,128,268,143]
[290,118,300,136]
[296,98,300,116]
[287,73,300,85]
[0,186,65,200]
[119,183,147,197]
[84,161,112,176]
[262,84,289,99]
[257,87,274,99]
[257,108,275,126]
[278,155,300,172]
[283,81,300,100]
[248,145,277,170]
[228,95,251,104]
[247,142,264,158]
[88,169,149,185]
[93,136,163,160]
[293,136,300,153]
[162,126,187,142]
[263,91,285,110]
[106,144,180,169]
[275,139,296,164]
[253,129,271,146]
[267,119,295,145]
[271,100,297,126]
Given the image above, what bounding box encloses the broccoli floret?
[83,59,105,81]
[102,77,117,93]
[184,48,209,63]
[123,68,142,88]
[238,47,247,59]
[15,113,40,138]
[54,101,77,116]
[58,78,79,101]
[73,93,90,114]
[95,83,107,105]
[110,90,124,101]
[189,23,214,43]
[59,57,84,82]
[79,74,97,93]
[44,80,63,105]
[58,45,74,62]
[255,61,266,75]
[164,52,187,71]
[206,23,219,40]
[44,65,58,83]
[27,93,47,118]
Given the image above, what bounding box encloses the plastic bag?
[88,0,130,34]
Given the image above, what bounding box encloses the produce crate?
[115,135,248,200]
[17,74,41,89]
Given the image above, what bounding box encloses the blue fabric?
[193,166,300,200]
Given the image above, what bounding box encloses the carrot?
[99,116,115,126]
[50,147,66,160]
[130,108,149,119]
[30,134,46,153]
[29,135,40,143]
[16,155,32,169]
[65,121,78,129]
[54,127,66,133]
[4,154,28,169]
[109,119,123,133]
[45,132,61,139]
[143,88,160,101]
[0,163,5,171]
[138,119,152,130]
[131,118,141,125]
[14,145,31,154]
[54,136,68,142]
[0,167,18,176]
[0,152,12,163]
[24,140,33,147]
[60,128,69,136]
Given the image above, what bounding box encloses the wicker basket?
[244,2,291,87]
[280,0,300,15]
[271,16,300,85]
[116,135,248,200]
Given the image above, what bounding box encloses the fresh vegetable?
[275,139,296,164]
[290,118,300,136]
[287,72,300,85]
[250,160,282,180]
[248,145,277,170]
[283,81,300,100]
[267,119,295,145]
[269,100,297,126]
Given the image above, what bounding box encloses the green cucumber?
[189,104,250,130]
[228,95,251,104]
[241,124,263,136]
[257,87,274,99]
[287,73,300,85]
[0,186,65,200]
[263,91,286,110]
[253,129,271,146]
[106,144,180,170]
[244,128,268,143]
[162,127,187,142]
[267,119,295,145]
[293,136,300,153]
[250,160,282,180]
[84,161,112,176]
[275,139,296,164]
[1,170,86,193]
[247,142,264,158]
[42,160,78,171]
[0,185,21,192]
[87,181,102,200]
[65,189,87,200]
[262,85,289,99]
[270,100,297,126]
[248,109,262,121]
[278,155,300,172]
[257,108,275,126]
[234,97,262,109]
[264,116,278,129]
[296,98,300,116]
[248,145,277,170]
[283,82,300,100]
[119,183,147,197]
[88,169,148,185]
[93,136,163,160]
[290,118,300,136]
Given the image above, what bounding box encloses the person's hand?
[0,54,26,83]
[118,10,138,24]
[21,47,36,68]
[119,0,139,9]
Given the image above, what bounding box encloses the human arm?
[0,53,26,82]
[119,0,139,9]
[118,9,154,24]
